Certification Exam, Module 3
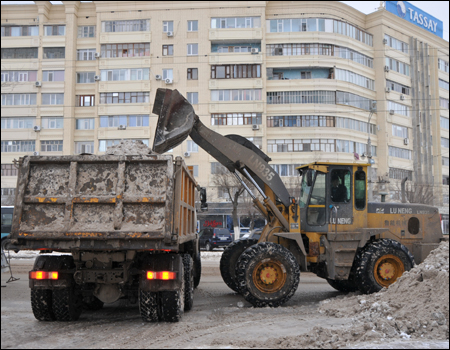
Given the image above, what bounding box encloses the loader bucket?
[152,88,196,154]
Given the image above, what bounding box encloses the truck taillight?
[29,271,59,280]
[146,271,176,280]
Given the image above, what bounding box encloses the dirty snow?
[105,140,153,155]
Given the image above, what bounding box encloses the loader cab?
[298,163,368,233]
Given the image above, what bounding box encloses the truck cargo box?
[10,154,198,252]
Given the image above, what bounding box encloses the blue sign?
[386,1,443,38]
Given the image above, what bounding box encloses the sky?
[1,1,449,41]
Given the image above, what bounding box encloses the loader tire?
[193,251,201,289]
[139,290,159,322]
[52,287,82,321]
[183,254,194,311]
[31,289,55,321]
[235,242,300,307]
[326,279,359,293]
[160,264,185,322]
[355,239,415,294]
[220,239,258,293]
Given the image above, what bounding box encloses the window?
[163,21,174,33]
[99,92,149,104]
[99,115,149,128]
[187,92,198,105]
[187,44,198,56]
[438,59,449,73]
[192,165,199,177]
[441,117,449,130]
[392,124,408,138]
[442,176,449,185]
[216,45,253,53]
[1,188,15,197]
[102,20,150,32]
[211,65,261,79]
[101,43,150,58]
[212,113,262,126]
[78,26,95,38]
[439,79,449,91]
[77,95,95,107]
[335,68,374,90]
[75,141,94,154]
[1,71,37,82]
[1,117,35,129]
[330,170,351,203]
[386,80,410,95]
[76,118,95,130]
[1,140,35,152]
[43,70,65,82]
[43,47,65,59]
[272,164,302,177]
[211,89,262,101]
[384,34,409,53]
[77,49,96,61]
[211,17,261,29]
[301,71,311,79]
[162,69,173,80]
[211,162,228,175]
[355,170,366,210]
[44,25,65,36]
[388,101,410,117]
[1,47,38,59]
[188,21,198,32]
[1,164,18,176]
[247,137,262,148]
[440,98,449,109]
[389,168,412,180]
[267,91,336,105]
[100,69,149,81]
[442,138,450,148]
[385,57,410,76]
[41,140,63,152]
[77,72,95,84]
[162,45,173,56]
[41,117,64,129]
[443,157,449,166]
[42,94,64,105]
[1,25,38,37]
[187,68,198,80]
[1,94,37,106]
[389,146,412,160]
[187,140,198,152]
[308,172,326,226]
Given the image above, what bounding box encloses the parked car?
[199,228,233,251]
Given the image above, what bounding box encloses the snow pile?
[317,241,449,345]
[105,140,153,155]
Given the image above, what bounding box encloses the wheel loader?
[152,88,444,307]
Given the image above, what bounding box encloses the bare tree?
[391,181,435,205]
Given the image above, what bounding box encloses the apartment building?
[1,1,449,229]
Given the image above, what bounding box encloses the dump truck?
[8,152,204,322]
[152,88,444,307]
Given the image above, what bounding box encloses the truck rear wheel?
[355,239,414,294]
[160,266,185,322]
[235,242,300,307]
[183,254,194,311]
[52,287,82,321]
[139,290,159,322]
[31,289,55,321]
[193,251,201,289]
[220,239,258,293]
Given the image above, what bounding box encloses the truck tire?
[326,279,359,293]
[220,239,258,293]
[235,242,300,308]
[31,289,55,321]
[355,239,415,294]
[83,296,104,311]
[193,251,201,289]
[139,290,159,322]
[52,287,82,321]
[183,254,194,311]
[160,264,185,322]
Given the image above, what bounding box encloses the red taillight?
[29,271,59,280]
[213,233,216,238]
[146,271,176,280]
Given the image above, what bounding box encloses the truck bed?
[10,154,197,251]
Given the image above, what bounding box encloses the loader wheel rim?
[374,254,404,287]
[253,259,287,293]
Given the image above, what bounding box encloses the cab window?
[330,170,351,203]
[307,172,326,226]
[355,170,366,210]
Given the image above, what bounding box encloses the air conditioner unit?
[384,65,390,72]
[389,110,395,115]
[252,124,260,131]
[400,94,405,100]
[155,75,162,80]
[33,151,40,156]
[94,52,101,58]
[94,75,100,81]
[118,125,127,130]
[167,31,173,37]
[404,138,409,145]
[274,48,283,56]
[251,48,259,54]
[385,87,391,93]
[35,81,42,87]
[33,125,41,132]
[184,152,191,157]
[383,38,388,45]
[165,78,173,84]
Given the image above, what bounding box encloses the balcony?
[209,28,262,42]
[99,31,151,44]
[208,52,262,65]
[209,78,263,90]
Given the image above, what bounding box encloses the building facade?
[1,1,449,227]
